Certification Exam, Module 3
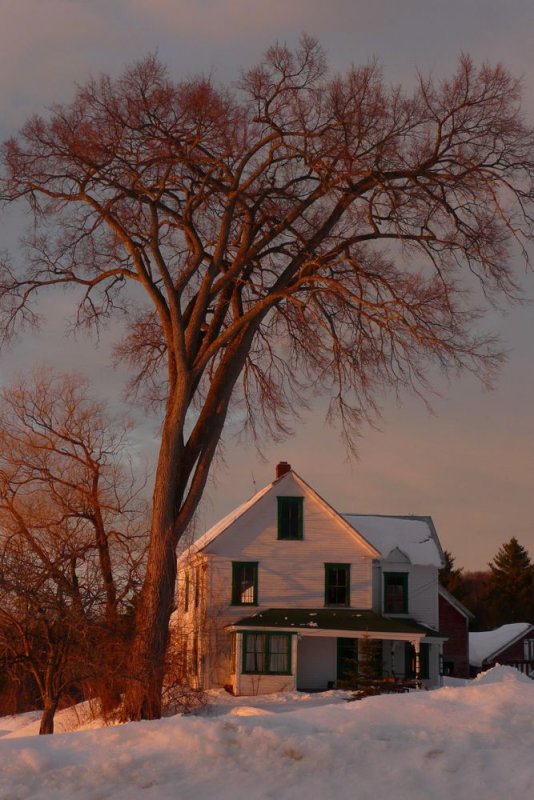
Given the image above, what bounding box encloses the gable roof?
[469,623,534,667]
[179,469,381,563]
[178,480,273,563]
[342,514,444,567]
[438,585,475,620]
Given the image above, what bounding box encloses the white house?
[176,462,446,695]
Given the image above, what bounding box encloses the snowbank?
[1,671,533,799]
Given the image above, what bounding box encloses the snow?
[343,514,443,566]
[1,668,534,799]
[469,623,532,666]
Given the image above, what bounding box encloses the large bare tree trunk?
[121,399,186,720]
[39,696,58,735]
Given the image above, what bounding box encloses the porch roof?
[228,608,443,639]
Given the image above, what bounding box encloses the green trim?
[325,563,351,607]
[242,632,292,675]
[384,572,409,614]
[277,496,303,540]
[231,562,258,606]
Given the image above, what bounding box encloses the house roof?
[469,623,534,667]
[177,480,274,563]
[179,469,381,562]
[438,585,475,620]
[342,514,444,567]
[228,608,443,639]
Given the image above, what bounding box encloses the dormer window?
[277,496,303,540]
[384,572,408,614]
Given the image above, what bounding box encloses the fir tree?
[439,551,467,601]
[487,538,534,625]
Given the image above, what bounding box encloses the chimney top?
[276,461,291,479]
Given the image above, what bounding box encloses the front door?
[337,637,358,681]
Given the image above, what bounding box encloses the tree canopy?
[1,38,533,718]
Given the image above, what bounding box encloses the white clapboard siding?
[203,472,375,610]
[377,557,439,629]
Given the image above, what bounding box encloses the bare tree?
[0,38,533,718]
[0,533,89,735]
[0,370,147,732]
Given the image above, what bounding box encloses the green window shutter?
[325,563,351,606]
[231,562,258,605]
[277,497,303,539]
[384,572,408,613]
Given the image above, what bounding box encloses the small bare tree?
[0,370,147,732]
[1,38,533,718]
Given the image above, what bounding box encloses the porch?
[226,608,445,696]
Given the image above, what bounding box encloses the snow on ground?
[1,667,533,800]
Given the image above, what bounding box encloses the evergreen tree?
[439,551,468,601]
[487,538,534,626]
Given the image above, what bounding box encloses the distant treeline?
[440,538,534,630]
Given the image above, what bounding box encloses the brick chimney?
[276,461,291,479]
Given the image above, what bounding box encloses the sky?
[0,0,533,570]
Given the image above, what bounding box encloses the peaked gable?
[180,470,380,563]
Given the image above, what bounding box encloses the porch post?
[412,639,421,689]
[235,632,243,696]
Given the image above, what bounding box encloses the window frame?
[242,632,292,675]
[231,561,259,606]
[277,496,304,540]
[383,571,409,614]
[324,563,351,607]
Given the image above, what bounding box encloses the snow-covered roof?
[342,514,443,567]
[469,623,534,667]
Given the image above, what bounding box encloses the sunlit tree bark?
[1,37,533,718]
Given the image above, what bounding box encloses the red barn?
[439,586,474,678]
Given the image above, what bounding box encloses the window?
[277,496,303,540]
[243,633,291,674]
[325,563,351,606]
[191,633,199,676]
[232,562,258,605]
[524,639,534,660]
[194,565,201,608]
[384,572,408,613]
[183,570,190,612]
